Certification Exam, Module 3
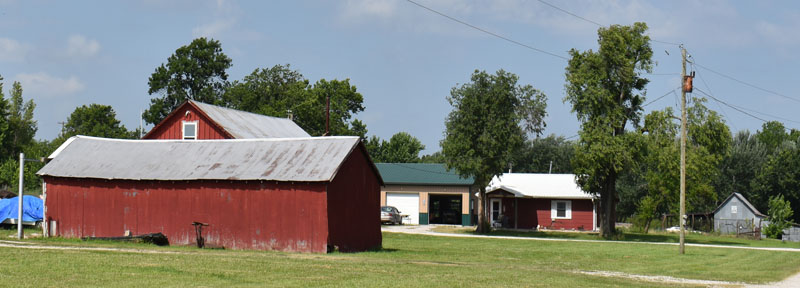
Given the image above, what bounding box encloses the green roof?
[375,163,474,186]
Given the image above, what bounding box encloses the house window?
[731,205,738,214]
[551,200,572,219]
[182,121,197,140]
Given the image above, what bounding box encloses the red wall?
[44,177,331,253]
[497,198,594,230]
[326,145,382,252]
[144,104,229,140]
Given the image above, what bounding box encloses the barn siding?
[43,177,330,253]
[144,105,229,140]
[327,145,382,252]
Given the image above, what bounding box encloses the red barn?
[37,136,382,253]
[486,173,597,231]
[143,100,310,140]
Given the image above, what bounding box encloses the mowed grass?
[432,226,800,249]
[1,227,799,287]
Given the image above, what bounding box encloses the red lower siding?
[327,146,382,252]
[495,198,594,230]
[44,178,330,253]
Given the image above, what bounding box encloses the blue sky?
[1,0,799,154]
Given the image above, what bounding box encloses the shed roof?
[375,163,473,186]
[143,100,310,139]
[486,173,593,199]
[38,135,371,182]
[190,101,310,138]
[712,192,766,218]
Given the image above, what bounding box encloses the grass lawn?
[432,226,800,249]
[1,227,799,287]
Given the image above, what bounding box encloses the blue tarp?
[0,196,43,223]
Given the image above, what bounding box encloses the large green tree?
[751,141,800,223]
[564,22,653,238]
[62,104,136,139]
[224,64,367,137]
[7,81,36,157]
[512,135,575,173]
[366,132,426,163]
[0,75,11,159]
[144,37,232,124]
[441,69,547,233]
[713,131,767,202]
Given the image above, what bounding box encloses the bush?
[765,194,793,239]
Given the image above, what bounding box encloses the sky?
[1,0,799,154]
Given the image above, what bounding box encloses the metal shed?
[713,192,766,235]
[37,136,382,253]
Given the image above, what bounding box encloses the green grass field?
[1,227,799,287]
[432,226,800,249]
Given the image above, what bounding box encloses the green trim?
[462,214,471,226]
[419,213,429,225]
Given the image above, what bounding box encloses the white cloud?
[192,18,236,38]
[14,73,85,97]
[0,37,29,62]
[342,0,398,18]
[66,35,101,58]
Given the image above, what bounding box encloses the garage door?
[386,193,420,225]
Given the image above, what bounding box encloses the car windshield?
[381,207,393,212]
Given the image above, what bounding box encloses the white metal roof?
[191,101,311,138]
[38,135,360,182]
[486,173,593,199]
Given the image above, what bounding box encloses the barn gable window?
[182,121,197,140]
[551,200,572,219]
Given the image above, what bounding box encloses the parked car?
[381,206,403,225]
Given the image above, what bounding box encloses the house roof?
[486,173,593,199]
[38,135,377,183]
[712,192,767,218]
[143,100,310,139]
[374,163,473,186]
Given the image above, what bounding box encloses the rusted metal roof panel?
[191,101,311,138]
[38,136,359,182]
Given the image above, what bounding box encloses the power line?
[694,62,800,104]
[405,0,568,60]
[695,73,738,132]
[643,88,679,107]
[535,0,603,26]
[694,88,770,123]
[534,0,679,46]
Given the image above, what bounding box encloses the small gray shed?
[713,192,766,234]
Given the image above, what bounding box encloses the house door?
[490,198,502,225]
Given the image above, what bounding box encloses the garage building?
[376,163,475,226]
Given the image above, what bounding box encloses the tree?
[420,151,446,164]
[62,104,136,139]
[713,131,768,203]
[364,132,426,163]
[144,37,232,124]
[7,81,37,157]
[0,75,11,159]
[441,69,547,233]
[225,65,367,137]
[756,121,788,154]
[751,142,800,223]
[564,22,653,238]
[512,134,575,173]
[764,194,794,239]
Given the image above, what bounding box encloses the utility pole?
[679,45,687,255]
